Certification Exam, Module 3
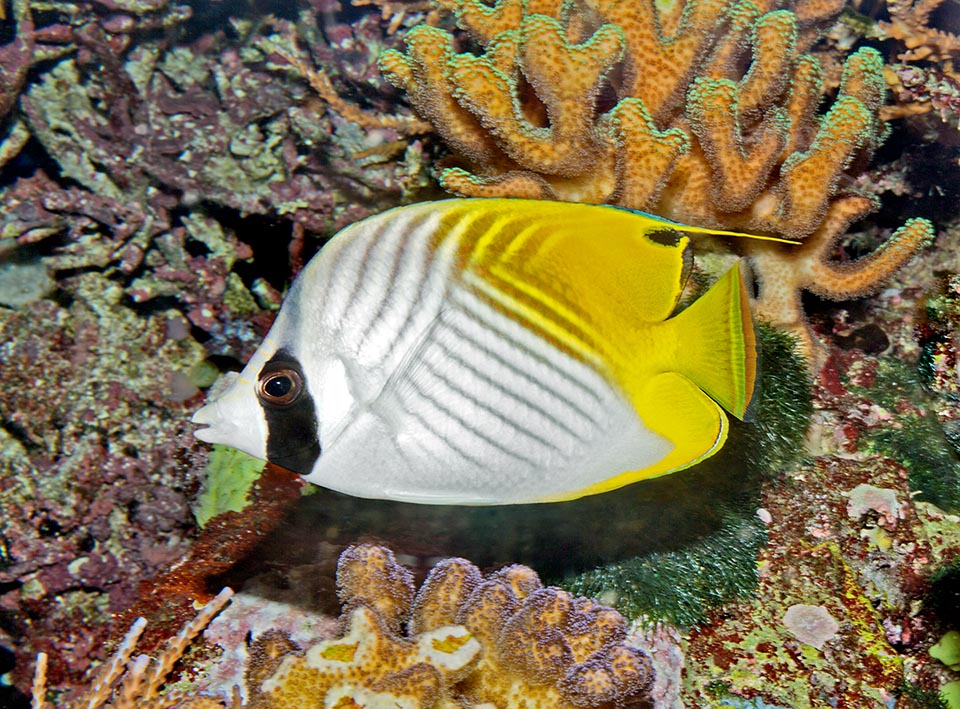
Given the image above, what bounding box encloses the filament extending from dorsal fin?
[666,224,801,244]
[608,205,801,244]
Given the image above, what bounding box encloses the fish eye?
[257,366,303,407]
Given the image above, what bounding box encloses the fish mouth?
[189,373,269,460]
[191,400,223,443]
[191,398,245,446]
[190,371,241,443]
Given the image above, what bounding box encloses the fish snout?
[191,399,227,442]
[190,376,269,460]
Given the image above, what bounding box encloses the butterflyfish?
[193,198,777,505]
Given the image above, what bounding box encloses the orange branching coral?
[379,0,934,363]
[249,544,654,708]
[879,0,960,63]
[32,589,236,709]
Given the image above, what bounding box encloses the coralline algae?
[0,260,53,308]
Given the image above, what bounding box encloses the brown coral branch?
[880,0,960,62]
[440,167,558,199]
[115,465,302,657]
[746,196,933,364]
[806,217,935,299]
[32,590,234,709]
[267,35,432,134]
[437,0,526,43]
[587,0,738,122]
[776,96,874,237]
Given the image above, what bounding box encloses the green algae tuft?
[194,444,266,528]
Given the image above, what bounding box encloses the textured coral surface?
[242,544,656,709]
[379,0,937,361]
[683,457,950,706]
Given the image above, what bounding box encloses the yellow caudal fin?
[670,262,757,420]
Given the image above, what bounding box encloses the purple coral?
[502,589,654,706]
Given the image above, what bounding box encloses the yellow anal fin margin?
[570,372,728,499]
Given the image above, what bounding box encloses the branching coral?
[876,0,960,129]
[0,0,192,171]
[379,0,934,363]
[879,0,960,63]
[247,544,655,708]
[32,588,235,709]
[2,2,433,333]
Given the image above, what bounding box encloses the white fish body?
[193,198,758,505]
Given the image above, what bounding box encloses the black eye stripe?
[259,349,321,475]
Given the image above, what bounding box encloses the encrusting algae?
[31,545,656,708]
[377,0,935,363]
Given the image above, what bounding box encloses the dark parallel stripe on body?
[451,289,605,412]
[435,314,590,443]
[446,203,509,274]
[372,206,490,369]
[357,211,431,347]
[419,345,559,456]
[394,388,491,470]
[401,363,542,469]
[338,217,408,327]
[476,267,605,366]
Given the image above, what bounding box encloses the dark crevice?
[0,420,41,453]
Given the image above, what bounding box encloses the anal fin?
[578,372,728,496]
